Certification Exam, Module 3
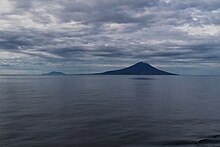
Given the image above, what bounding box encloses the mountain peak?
[136,61,145,64]
[97,62,177,75]
[133,62,151,67]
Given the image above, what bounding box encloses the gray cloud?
[0,0,220,74]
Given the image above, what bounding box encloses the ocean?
[0,75,220,147]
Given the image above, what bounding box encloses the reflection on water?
[0,75,220,146]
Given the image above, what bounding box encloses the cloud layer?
[0,0,220,74]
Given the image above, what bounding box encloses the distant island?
[43,62,177,76]
[42,71,66,76]
[96,62,177,75]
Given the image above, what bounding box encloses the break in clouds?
[0,0,220,74]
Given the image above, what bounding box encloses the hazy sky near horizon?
[0,0,220,75]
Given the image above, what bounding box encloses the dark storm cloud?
[0,0,220,74]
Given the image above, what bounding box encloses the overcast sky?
[0,0,220,75]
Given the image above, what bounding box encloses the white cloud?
[179,24,220,36]
[0,0,14,14]
[103,23,137,32]
[0,52,24,60]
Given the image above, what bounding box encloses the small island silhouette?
[43,71,66,76]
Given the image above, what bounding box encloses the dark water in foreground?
[0,75,220,147]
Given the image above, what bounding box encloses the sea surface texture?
[0,75,220,147]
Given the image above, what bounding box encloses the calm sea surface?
[0,75,220,147]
